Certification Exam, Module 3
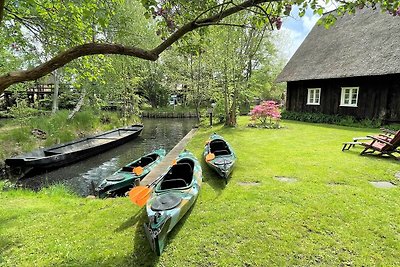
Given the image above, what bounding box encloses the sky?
[275,6,320,62]
[276,3,338,62]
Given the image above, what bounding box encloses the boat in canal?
[5,124,144,170]
[143,150,202,255]
[203,133,236,183]
[95,148,166,198]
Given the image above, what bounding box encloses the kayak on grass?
[143,150,202,255]
[203,133,236,183]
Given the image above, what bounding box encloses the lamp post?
[208,101,216,126]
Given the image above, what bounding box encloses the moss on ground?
[1,117,400,266]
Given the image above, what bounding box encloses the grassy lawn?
[1,117,400,266]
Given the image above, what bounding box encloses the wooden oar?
[129,175,164,207]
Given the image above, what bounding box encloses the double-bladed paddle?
[128,173,165,207]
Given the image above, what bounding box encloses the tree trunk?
[51,70,59,114]
[68,88,86,120]
[228,86,238,126]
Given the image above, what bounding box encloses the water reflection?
[18,118,196,196]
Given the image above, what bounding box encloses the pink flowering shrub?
[250,100,281,128]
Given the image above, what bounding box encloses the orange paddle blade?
[136,193,152,207]
[129,186,151,206]
[205,153,215,162]
[133,166,144,175]
[172,159,177,165]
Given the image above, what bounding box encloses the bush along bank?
[281,110,383,128]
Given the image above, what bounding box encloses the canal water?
[17,118,197,196]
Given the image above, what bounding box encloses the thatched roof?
[276,8,400,82]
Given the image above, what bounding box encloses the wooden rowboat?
[203,133,236,182]
[5,124,143,170]
[95,148,166,198]
[144,150,202,255]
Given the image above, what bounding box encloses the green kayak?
[203,133,236,182]
[144,150,202,255]
[95,148,166,198]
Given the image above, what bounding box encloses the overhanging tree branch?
[0,0,273,93]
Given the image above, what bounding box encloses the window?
[307,88,321,105]
[340,87,359,107]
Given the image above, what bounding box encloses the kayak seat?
[177,159,195,171]
[140,156,155,167]
[160,179,188,190]
[121,166,134,172]
[210,140,230,154]
[159,163,193,190]
[214,150,230,156]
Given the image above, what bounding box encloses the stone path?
[369,181,396,189]
[237,181,261,186]
[274,176,297,183]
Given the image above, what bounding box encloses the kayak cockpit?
[121,153,159,172]
[210,139,231,156]
[158,159,194,190]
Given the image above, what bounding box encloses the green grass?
[1,117,400,266]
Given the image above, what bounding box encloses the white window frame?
[340,87,359,107]
[307,88,321,105]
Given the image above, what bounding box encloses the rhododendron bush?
[249,100,281,128]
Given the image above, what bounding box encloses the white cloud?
[273,27,306,63]
[302,15,320,32]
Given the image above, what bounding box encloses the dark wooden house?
[276,8,400,122]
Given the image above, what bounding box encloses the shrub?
[250,100,281,128]
[8,98,41,125]
[281,111,383,128]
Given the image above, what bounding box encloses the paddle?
[128,174,164,207]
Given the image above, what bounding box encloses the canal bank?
[141,110,198,118]
[13,118,197,196]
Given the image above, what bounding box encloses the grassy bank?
[1,117,400,266]
[0,109,139,163]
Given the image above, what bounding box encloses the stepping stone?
[395,171,400,180]
[274,176,297,183]
[238,181,261,186]
[369,181,396,189]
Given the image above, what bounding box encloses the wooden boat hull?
[5,125,143,169]
[144,150,202,255]
[95,149,166,198]
[203,133,236,182]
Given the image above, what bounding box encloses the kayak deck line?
[140,128,198,186]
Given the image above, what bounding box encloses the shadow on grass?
[164,201,197,249]
[115,199,199,265]
[129,211,159,267]
[200,161,225,197]
[114,209,143,233]
[0,215,20,260]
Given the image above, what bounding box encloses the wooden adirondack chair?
[359,130,400,159]
[342,128,399,151]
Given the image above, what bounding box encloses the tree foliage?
[1,0,399,94]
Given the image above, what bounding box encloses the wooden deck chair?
[359,131,400,159]
[342,128,399,151]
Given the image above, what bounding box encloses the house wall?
[286,74,400,122]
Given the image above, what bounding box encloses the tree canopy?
[0,0,399,94]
